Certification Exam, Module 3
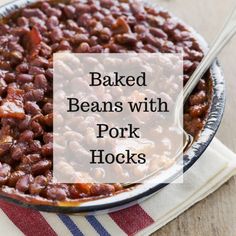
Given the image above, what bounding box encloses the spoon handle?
[183,6,236,102]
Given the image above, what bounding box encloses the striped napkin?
[0,138,236,236]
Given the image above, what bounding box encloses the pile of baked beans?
[0,0,210,202]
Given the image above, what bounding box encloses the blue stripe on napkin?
[58,214,84,236]
[86,216,111,236]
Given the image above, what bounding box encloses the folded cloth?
[0,138,236,236]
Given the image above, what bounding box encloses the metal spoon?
[176,5,236,151]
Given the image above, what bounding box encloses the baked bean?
[34,74,48,91]
[11,145,25,161]
[90,45,103,53]
[17,17,29,27]
[43,113,53,126]
[18,115,31,131]
[31,57,49,68]
[0,24,9,36]
[46,185,68,200]
[8,170,25,187]
[76,42,90,53]
[16,174,34,192]
[24,89,44,102]
[19,130,34,142]
[41,143,53,157]
[16,63,29,74]
[43,133,53,144]
[99,27,112,42]
[90,184,115,196]
[42,102,53,114]
[47,16,59,30]
[115,33,137,46]
[45,7,62,18]
[29,17,47,32]
[30,121,43,137]
[29,175,47,195]
[50,28,63,43]
[22,154,41,165]
[22,9,46,20]
[40,42,52,57]
[32,160,52,175]
[0,163,11,186]
[150,27,168,39]
[28,66,45,75]
[28,140,42,154]
[58,40,72,51]
[64,5,76,19]
[17,74,33,84]
[4,73,16,83]
[25,101,41,115]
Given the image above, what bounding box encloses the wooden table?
[152,0,236,235]
[1,0,236,235]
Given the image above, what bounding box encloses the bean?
[8,170,25,187]
[28,66,45,75]
[31,57,49,68]
[11,145,24,161]
[42,102,53,114]
[25,102,41,115]
[64,5,76,19]
[77,13,92,27]
[58,40,72,51]
[19,130,34,142]
[22,9,46,20]
[32,160,52,176]
[41,143,53,157]
[43,132,53,144]
[4,73,16,83]
[30,121,43,137]
[46,16,59,30]
[28,140,42,153]
[45,8,62,18]
[24,89,44,102]
[0,24,9,36]
[90,184,115,196]
[29,175,47,195]
[50,28,63,43]
[100,0,114,8]
[16,174,33,192]
[76,42,90,53]
[16,63,29,73]
[150,27,168,39]
[17,74,33,84]
[17,17,29,27]
[46,185,68,200]
[75,4,91,14]
[99,27,111,42]
[73,34,89,45]
[22,154,41,164]
[115,33,137,46]
[102,15,115,28]
[0,163,11,185]
[90,45,103,53]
